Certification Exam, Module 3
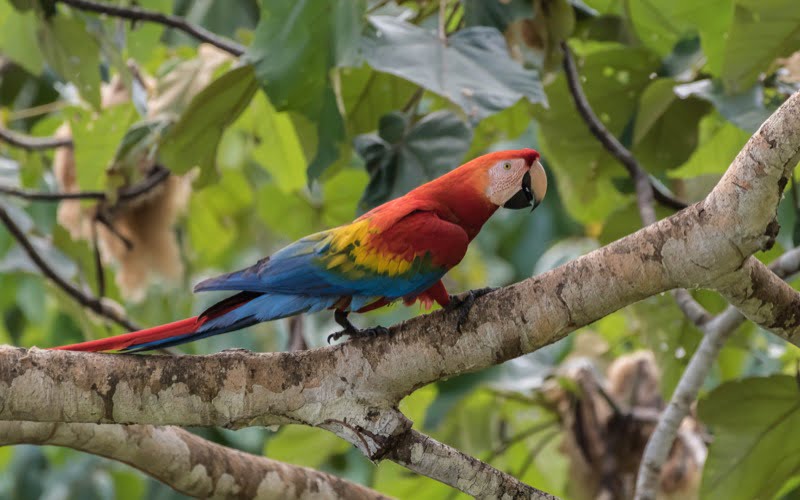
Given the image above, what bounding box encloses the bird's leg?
[447,287,498,333]
[328,309,390,344]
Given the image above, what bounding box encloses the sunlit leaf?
[37,14,101,109]
[0,8,44,75]
[669,113,750,178]
[721,0,800,92]
[700,375,800,500]
[159,64,259,185]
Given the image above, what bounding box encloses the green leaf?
[536,41,660,224]
[674,79,773,132]
[159,64,259,186]
[265,425,350,468]
[355,110,472,208]
[627,0,731,57]
[37,14,101,109]
[699,375,800,500]
[246,0,366,178]
[0,9,44,74]
[242,91,307,192]
[632,78,710,172]
[363,16,547,123]
[339,65,418,135]
[669,113,750,178]
[188,194,236,264]
[721,0,800,92]
[462,0,533,30]
[69,104,138,191]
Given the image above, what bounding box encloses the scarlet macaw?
[53,149,547,352]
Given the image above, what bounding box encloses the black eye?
[503,162,511,170]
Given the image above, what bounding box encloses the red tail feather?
[51,316,205,352]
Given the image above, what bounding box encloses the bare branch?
[0,165,170,204]
[0,421,386,500]
[55,0,246,57]
[0,126,73,151]
[636,246,800,498]
[388,430,557,499]
[0,204,139,331]
[560,41,688,221]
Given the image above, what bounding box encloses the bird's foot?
[327,325,390,344]
[447,287,498,332]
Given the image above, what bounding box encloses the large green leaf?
[631,78,710,172]
[669,113,750,179]
[159,64,259,185]
[37,14,101,109]
[627,0,732,60]
[674,79,773,132]
[362,16,547,123]
[69,104,138,191]
[354,110,472,208]
[699,375,800,500]
[536,41,660,224]
[339,65,418,135]
[246,0,366,179]
[721,0,800,92]
[234,91,307,192]
[0,8,44,75]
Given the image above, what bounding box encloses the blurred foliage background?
[1,0,800,498]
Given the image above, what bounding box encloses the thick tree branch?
[55,0,246,57]
[0,126,73,150]
[0,204,139,331]
[0,421,385,499]
[635,246,800,498]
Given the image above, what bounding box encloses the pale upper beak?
[503,159,547,211]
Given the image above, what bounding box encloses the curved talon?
[447,287,498,333]
[327,325,390,344]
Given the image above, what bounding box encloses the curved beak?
[503,160,548,211]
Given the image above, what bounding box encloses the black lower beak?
[503,171,534,210]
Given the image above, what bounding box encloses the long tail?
[50,291,339,353]
[51,291,263,353]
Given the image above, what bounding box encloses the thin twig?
[0,165,170,204]
[635,246,800,499]
[560,42,687,219]
[0,204,139,331]
[55,0,245,57]
[0,127,73,151]
[94,211,134,250]
[437,0,447,43]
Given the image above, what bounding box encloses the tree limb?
[0,126,73,151]
[635,246,800,499]
[55,0,246,57]
[0,421,386,500]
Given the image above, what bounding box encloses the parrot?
[53,149,547,353]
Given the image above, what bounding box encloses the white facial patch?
[486,158,528,206]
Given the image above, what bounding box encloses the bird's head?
[480,148,547,211]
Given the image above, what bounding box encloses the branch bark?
[0,421,386,499]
